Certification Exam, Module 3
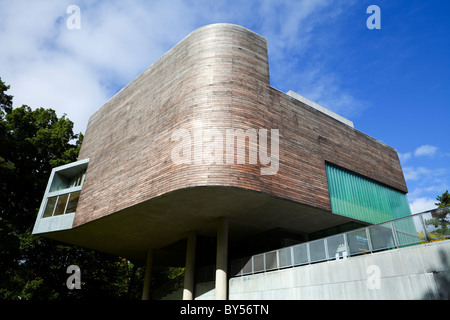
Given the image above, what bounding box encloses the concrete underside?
[41,186,357,265]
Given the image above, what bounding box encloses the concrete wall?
[194,241,450,300]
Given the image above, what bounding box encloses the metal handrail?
[230,206,450,278]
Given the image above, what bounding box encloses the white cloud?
[403,166,432,181]
[257,0,330,52]
[414,144,438,157]
[291,67,368,118]
[0,0,197,134]
[9,57,108,133]
[409,184,448,199]
[408,197,437,214]
[259,1,364,119]
[398,152,412,163]
[0,0,361,134]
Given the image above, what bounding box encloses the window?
[33,158,89,235]
[69,172,85,188]
[54,193,69,216]
[325,162,412,224]
[66,191,81,213]
[42,191,81,218]
[40,160,88,219]
[43,196,57,218]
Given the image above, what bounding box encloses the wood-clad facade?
[35,24,408,263]
[75,23,406,225]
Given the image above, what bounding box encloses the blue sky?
[1,0,448,213]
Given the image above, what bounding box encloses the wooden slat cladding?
[74,23,407,228]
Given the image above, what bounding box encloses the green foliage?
[0,77,144,300]
[167,267,185,280]
[0,77,13,118]
[0,77,184,300]
[435,190,450,208]
[421,191,450,242]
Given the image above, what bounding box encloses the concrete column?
[183,232,197,300]
[215,217,228,300]
[141,249,153,300]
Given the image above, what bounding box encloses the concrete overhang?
[39,186,360,265]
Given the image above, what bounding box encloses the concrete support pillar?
[183,232,197,300]
[141,249,154,300]
[215,217,228,300]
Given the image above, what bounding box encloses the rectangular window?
[325,163,412,224]
[66,191,81,213]
[41,191,81,218]
[54,194,69,216]
[43,196,57,218]
[69,172,85,188]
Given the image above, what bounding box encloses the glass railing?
[228,206,450,278]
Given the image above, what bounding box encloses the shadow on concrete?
[422,246,450,300]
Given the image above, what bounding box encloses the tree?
[422,191,450,242]
[0,77,13,116]
[435,190,450,208]
[0,77,143,300]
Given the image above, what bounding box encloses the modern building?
[32,23,412,300]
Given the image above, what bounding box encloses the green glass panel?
[325,163,411,224]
